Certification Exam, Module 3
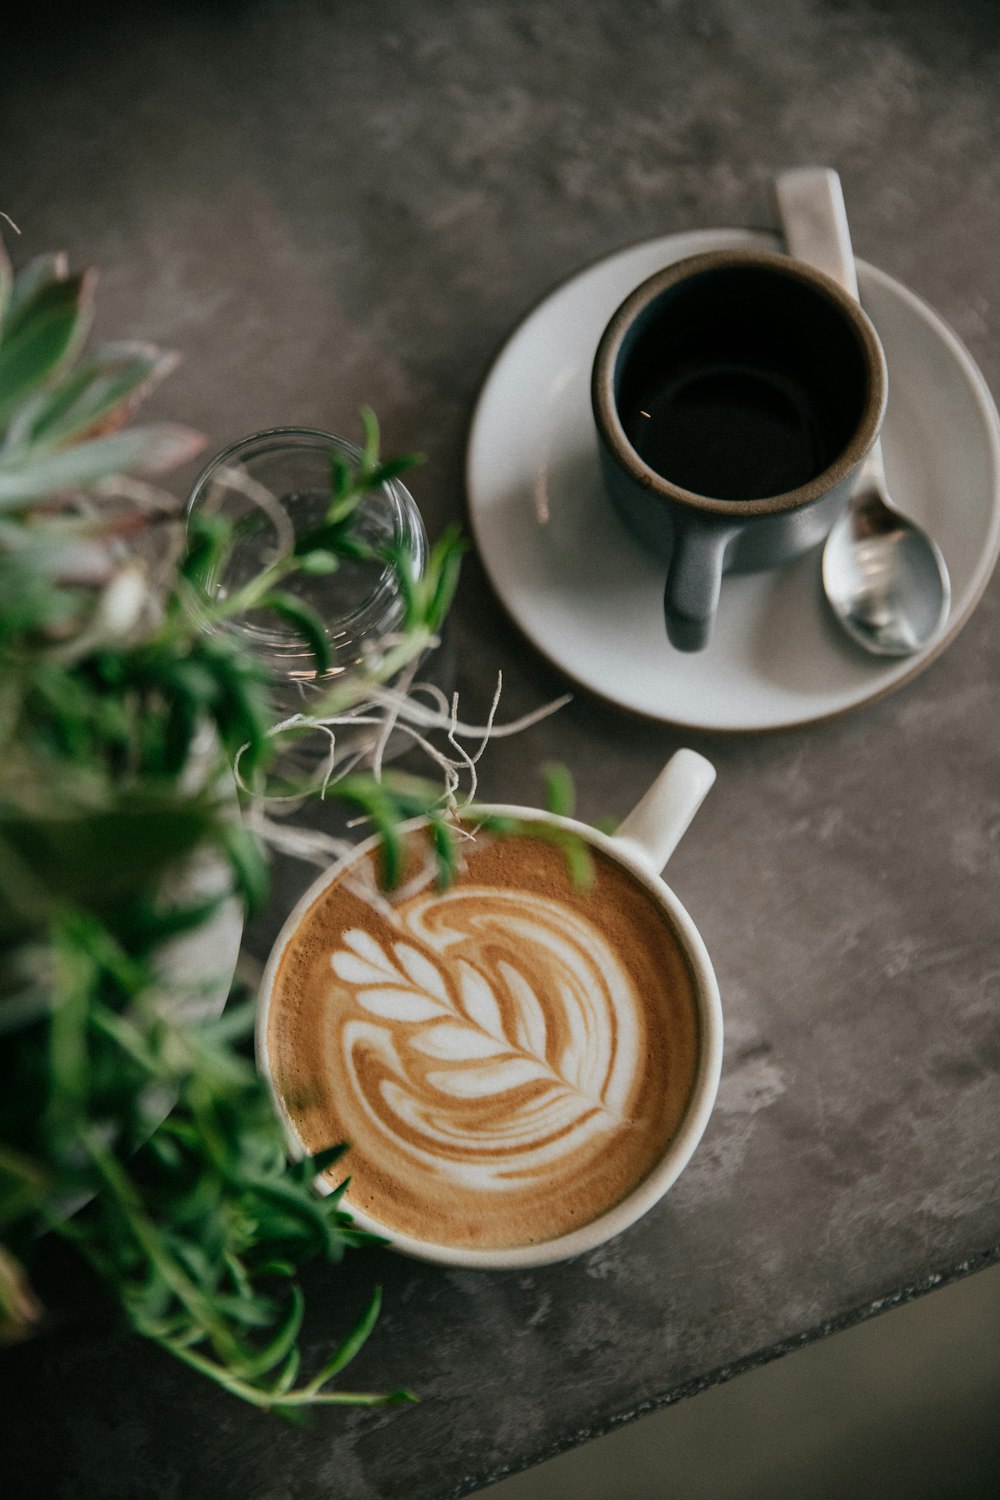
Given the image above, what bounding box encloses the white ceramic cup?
[256,748,723,1269]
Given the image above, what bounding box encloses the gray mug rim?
[591,248,888,518]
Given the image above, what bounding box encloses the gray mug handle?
[663,518,737,652]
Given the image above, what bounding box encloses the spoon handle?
[775,166,884,489]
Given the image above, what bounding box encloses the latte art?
[332,888,642,1189]
[266,830,702,1250]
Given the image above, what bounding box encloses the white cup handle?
[774,165,860,300]
[612,749,716,874]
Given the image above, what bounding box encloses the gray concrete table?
[3,3,998,1496]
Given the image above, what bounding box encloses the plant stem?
[163,1335,414,1408]
[292,627,436,722]
[80,1126,243,1366]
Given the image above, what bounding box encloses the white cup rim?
[255,806,723,1270]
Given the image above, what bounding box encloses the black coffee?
[623,360,829,500]
[615,263,870,502]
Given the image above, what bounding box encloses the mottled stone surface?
[2,2,999,1496]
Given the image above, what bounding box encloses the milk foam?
[329,888,641,1189]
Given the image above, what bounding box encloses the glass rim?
[185,426,429,657]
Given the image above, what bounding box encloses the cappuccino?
[264,826,703,1253]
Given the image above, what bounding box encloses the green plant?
[0,242,495,1413]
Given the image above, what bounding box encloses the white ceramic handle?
[612,749,716,875]
[775,166,887,492]
[774,166,859,301]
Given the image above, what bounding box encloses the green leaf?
[2,252,67,328]
[291,1142,349,1183]
[258,590,330,675]
[0,270,95,426]
[307,1286,382,1387]
[252,1258,296,1279]
[381,538,419,626]
[0,545,83,641]
[359,405,380,466]
[4,342,179,453]
[240,1177,342,1261]
[192,635,273,772]
[534,823,595,888]
[179,509,232,594]
[326,482,360,528]
[123,1263,176,1326]
[542,763,575,819]
[0,801,229,930]
[118,893,226,953]
[365,454,425,488]
[425,524,467,631]
[562,834,595,889]
[204,1292,279,1333]
[45,917,97,1144]
[269,1346,302,1397]
[236,1286,305,1381]
[333,771,458,889]
[380,522,466,635]
[319,530,377,563]
[430,816,459,889]
[329,450,353,507]
[374,816,404,889]
[294,549,340,576]
[0,1145,51,1227]
[0,424,205,505]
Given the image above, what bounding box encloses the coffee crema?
[265,830,702,1251]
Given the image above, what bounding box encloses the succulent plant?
[0,243,205,658]
[0,245,415,1410]
[0,245,203,495]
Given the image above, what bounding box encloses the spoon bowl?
[775,167,951,657]
[821,455,951,655]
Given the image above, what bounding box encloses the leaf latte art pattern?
[269,833,701,1250]
[328,887,643,1189]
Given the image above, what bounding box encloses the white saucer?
[466,229,1000,731]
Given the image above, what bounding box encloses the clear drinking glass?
[186,427,431,761]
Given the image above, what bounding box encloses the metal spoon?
[775,167,951,656]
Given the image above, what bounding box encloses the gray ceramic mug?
[591,249,887,651]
